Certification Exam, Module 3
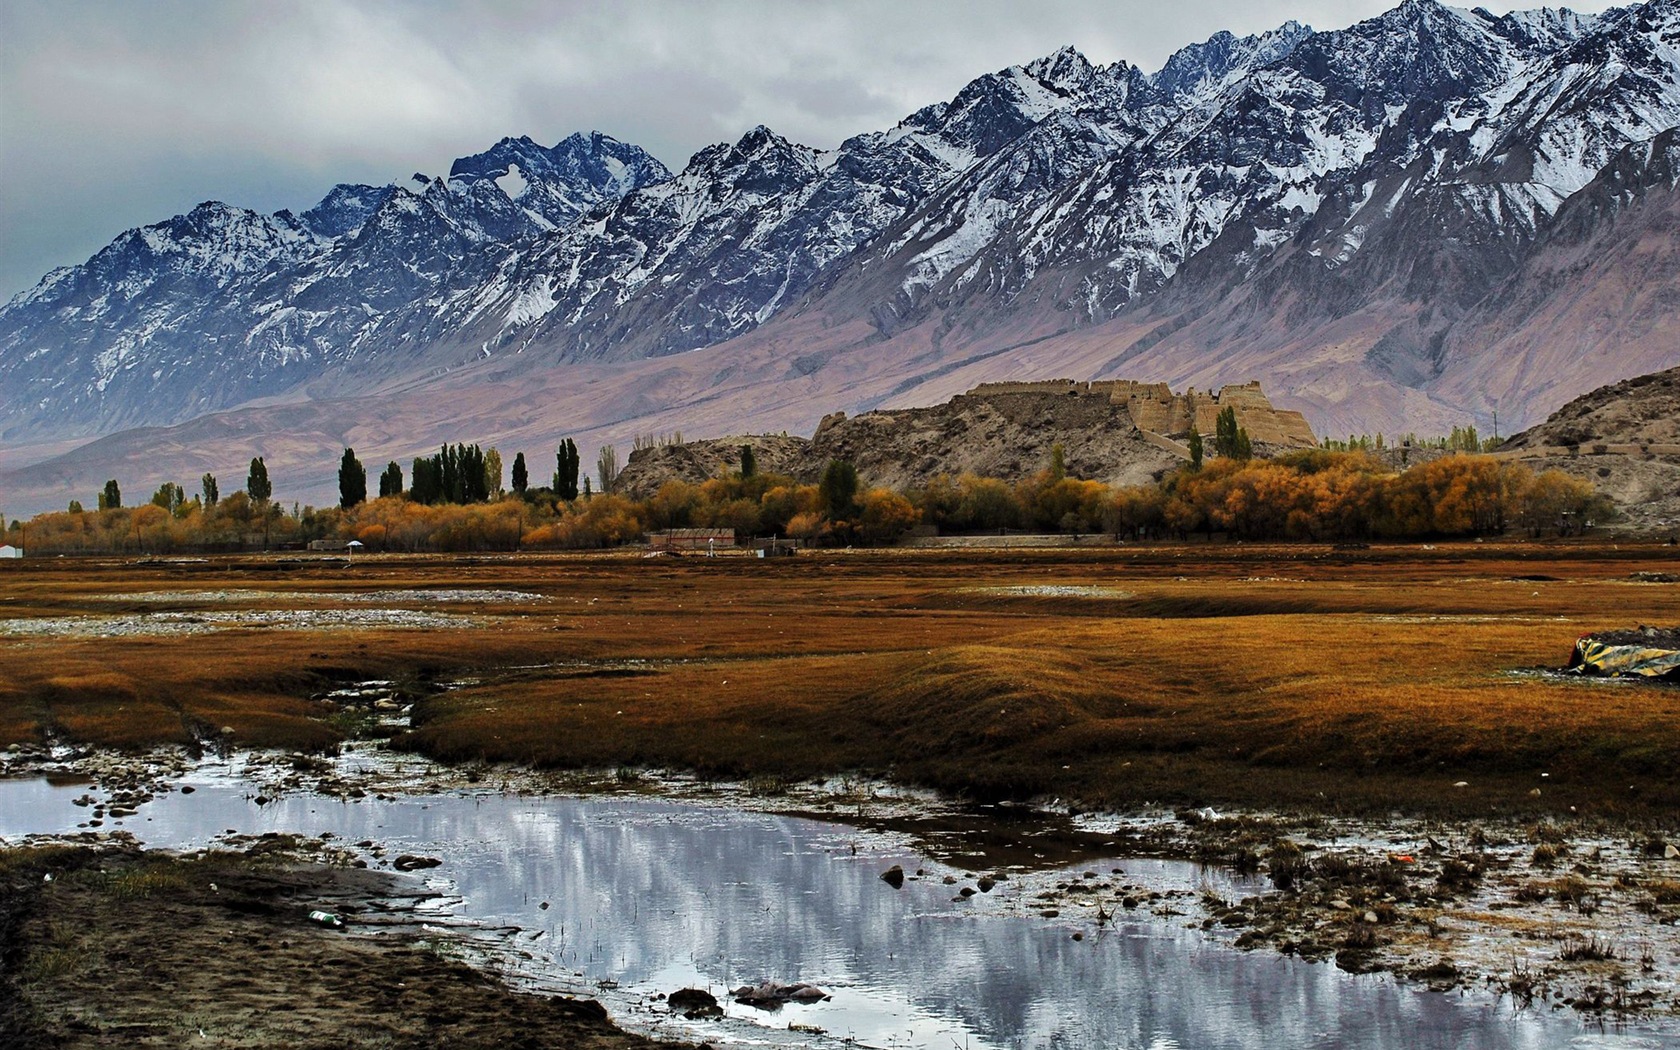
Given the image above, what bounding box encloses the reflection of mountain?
[109,786,1587,1049]
[7,1,1680,514]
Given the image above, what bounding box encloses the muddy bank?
[0,842,691,1050]
[10,742,1680,1028]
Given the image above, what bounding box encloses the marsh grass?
[5,545,1680,814]
[101,864,191,900]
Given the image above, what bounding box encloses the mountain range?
[3,0,1680,514]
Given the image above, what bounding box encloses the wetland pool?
[1,764,1673,1050]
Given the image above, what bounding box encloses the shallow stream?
[2,760,1673,1049]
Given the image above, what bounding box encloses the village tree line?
[5,415,1611,554]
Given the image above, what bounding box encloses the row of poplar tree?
[90,457,273,513]
[335,439,606,509]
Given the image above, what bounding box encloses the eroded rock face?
[1505,365,1680,450]
[612,380,1243,498]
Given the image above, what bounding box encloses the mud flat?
[5,746,1680,1047]
[0,841,686,1050]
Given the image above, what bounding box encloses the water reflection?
[1,773,1670,1049]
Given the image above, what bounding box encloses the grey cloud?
[0,0,1629,299]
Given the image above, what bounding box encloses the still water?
[1,765,1672,1050]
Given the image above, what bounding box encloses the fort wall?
[959,379,1316,448]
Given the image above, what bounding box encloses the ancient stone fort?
[960,379,1317,448]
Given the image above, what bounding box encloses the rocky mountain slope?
[614,384,1190,500]
[1502,363,1680,528]
[1505,364,1680,448]
[4,0,1680,514]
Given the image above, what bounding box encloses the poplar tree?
[246,458,271,503]
[597,444,618,493]
[819,460,859,518]
[555,439,580,501]
[484,448,503,498]
[511,452,528,495]
[339,448,367,509]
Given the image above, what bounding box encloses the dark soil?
[0,845,689,1050]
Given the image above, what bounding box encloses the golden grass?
[3,542,1679,814]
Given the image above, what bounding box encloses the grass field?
[2,541,1678,816]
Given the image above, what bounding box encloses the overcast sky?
[0,0,1629,300]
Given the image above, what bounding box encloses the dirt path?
[0,844,693,1050]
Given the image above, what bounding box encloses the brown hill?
[613,379,1313,500]
[1501,364,1680,530]
[1504,365,1680,449]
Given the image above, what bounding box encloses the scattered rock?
[668,988,722,1018]
[880,864,904,889]
[731,981,828,1008]
[393,854,443,872]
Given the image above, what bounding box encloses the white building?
[0,545,22,559]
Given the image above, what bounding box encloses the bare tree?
[597,444,619,493]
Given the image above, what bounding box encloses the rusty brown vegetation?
[5,451,1613,557]
[2,542,1678,815]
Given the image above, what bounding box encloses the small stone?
[880,864,905,889]
[1330,900,1352,911]
[1666,844,1680,860]
[1363,911,1379,924]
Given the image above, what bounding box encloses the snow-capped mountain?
[3,0,1680,495]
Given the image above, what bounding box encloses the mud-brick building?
[647,528,736,552]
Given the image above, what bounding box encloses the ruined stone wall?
[960,378,1315,448]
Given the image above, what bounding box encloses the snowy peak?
[1480,5,1599,50]
[447,131,670,227]
[300,183,392,239]
[681,125,822,198]
[1284,0,1529,114]
[898,48,1115,161]
[1150,22,1314,102]
[1023,45,1098,93]
[111,201,316,283]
